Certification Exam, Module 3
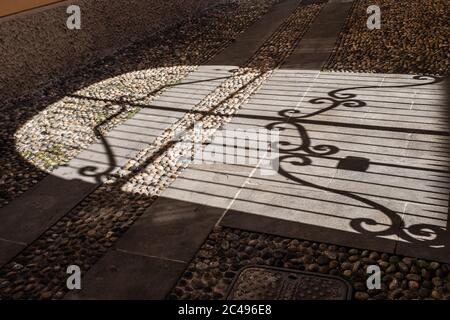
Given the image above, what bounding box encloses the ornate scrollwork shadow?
[266,74,448,246]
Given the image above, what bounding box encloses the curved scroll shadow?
[265,74,449,247]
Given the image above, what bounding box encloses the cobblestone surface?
[324,0,449,75]
[0,2,324,300]
[3,0,446,301]
[170,227,450,300]
[0,0,277,208]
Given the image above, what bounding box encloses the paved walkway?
[0,66,236,265]
[66,0,360,299]
[160,0,450,264]
[69,0,449,299]
[219,70,450,262]
[165,0,450,263]
[62,0,307,299]
[0,0,302,269]
[2,0,449,300]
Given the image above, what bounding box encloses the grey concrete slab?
[229,70,320,122]
[406,134,450,159]
[283,52,331,70]
[329,169,447,208]
[317,71,385,81]
[56,159,119,185]
[396,202,450,262]
[303,22,345,39]
[396,243,450,265]
[314,0,353,23]
[224,181,404,237]
[208,0,302,66]
[293,38,338,53]
[0,239,26,267]
[162,164,253,210]
[216,70,450,262]
[364,110,448,127]
[65,250,186,300]
[361,117,449,134]
[269,68,320,78]
[292,112,368,128]
[282,0,354,69]
[0,175,97,244]
[108,125,166,142]
[117,198,223,262]
[246,155,337,192]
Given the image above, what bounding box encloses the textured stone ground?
[0,0,277,208]
[1,0,448,301]
[170,227,450,300]
[168,0,450,301]
[324,0,449,75]
[0,0,324,300]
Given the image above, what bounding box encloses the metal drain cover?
[226,266,352,300]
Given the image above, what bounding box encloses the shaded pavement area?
[65,0,449,299]
[1,0,449,300]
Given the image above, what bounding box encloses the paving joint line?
[115,248,187,265]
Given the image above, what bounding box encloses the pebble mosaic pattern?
[0,0,277,208]
[170,227,450,300]
[0,2,324,300]
[324,0,449,75]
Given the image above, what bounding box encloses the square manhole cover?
[226,266,352,300]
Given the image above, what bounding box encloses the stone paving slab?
[0,176,97,244]
[208,0,302,66]
[162,164,254,210]
[60,0,305,298]
[283,0,353,69]
[5,0,446,300]
[0,239,26,267]
[0,65,236,264]
[217,72,450,262]
[65,250,186,300]
[94,0,450,267]
[116,197,225,262]
[0,0,301,251]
